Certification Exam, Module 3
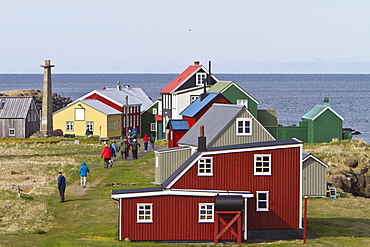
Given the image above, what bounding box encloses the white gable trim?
[302,153,329,168]
[306,107,344,121]
[112,189,254,199]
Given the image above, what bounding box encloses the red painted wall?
[119,195,237,241]
[169,129,188,148]
[171,146,301,229]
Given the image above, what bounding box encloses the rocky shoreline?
[0,89,72,113]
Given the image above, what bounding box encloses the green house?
[140,100,159,138]
[207,81,259,118]
[301,98,343,143]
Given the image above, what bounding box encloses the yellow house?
[53,99,122,138]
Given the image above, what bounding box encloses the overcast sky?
[1,1,369,73]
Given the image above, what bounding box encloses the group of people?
[58,132,156,202]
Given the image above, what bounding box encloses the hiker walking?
[101,144,112,168]
[79,162,90,188]
[57,172,66,203]
[112,141,119,157]
[150,133,155,151]
[143,134,149,152]
[131,138,141,159]
[120,138,130,159]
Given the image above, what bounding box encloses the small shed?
[0,96,40,138]
[301,98,343,143]
[167,119,189,148]
[302,152,328,197]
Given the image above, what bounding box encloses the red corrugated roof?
[160,65,202,94]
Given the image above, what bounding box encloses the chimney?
[198,125,207,152]
[323,97,329,106]
[194,60,200,65]
[117,81,121,90]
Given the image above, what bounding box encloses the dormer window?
[0,99,5,109]
[196,72,207,86]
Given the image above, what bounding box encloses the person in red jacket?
[101,144,112,168]
[143,134,149,152]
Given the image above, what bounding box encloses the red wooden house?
[180,93,230,128]
[111,132,303,243]
[166,119,189,148]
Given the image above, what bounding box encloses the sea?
[0,73,369,143]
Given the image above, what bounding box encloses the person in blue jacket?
[79,162,90,188]
[57,172,66,202]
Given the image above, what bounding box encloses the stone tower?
[39,60,55,136]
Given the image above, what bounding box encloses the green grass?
[0,139,370,246]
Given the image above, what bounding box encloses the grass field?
[0,138,369,246]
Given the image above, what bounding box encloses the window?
[150,122,156,131]
[9,128,15,136]
[254,154,271,175]
[75,108,85,121]
[137,204,152,223]
[256,191,269,211]
[66,121,74,131]
[0,99,5,109]
[199,203,214,222]
[236,118,252,136]
[108,121,116,131]
[198,157,213,176]
[190,95,199,103]
[152,108,157,115]
[196,72,207,85]
[237,99,248,108]
[86,121,94,131]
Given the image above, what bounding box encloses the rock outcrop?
[0,89,72,113]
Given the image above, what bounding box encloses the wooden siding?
[221,84,258,118]
[119,195,237,241]
[303,158,327,197]
[210,110,275,147]
[0,119,25,138]
[155,147,192,184]
[171,147,302,229]
[311,110,342,143]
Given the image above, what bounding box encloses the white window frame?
[66,121,74,131]
[137,203,153,223]
[75,108,85,121]
[108,121,116,131]
[199,203,214,222]
[196,72,207,85]
[150,122,156,132]
[9,128,15,136]
[254,154,271,175]
[256,191,269,211]
[190,95,199,103]
[236,118,252,136]
[237,99,248,108]
[198,157,213,176]
[152,108,157,115]
[86,121,94,131]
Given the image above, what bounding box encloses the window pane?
[258,201,267,208]
[259,193,267,200]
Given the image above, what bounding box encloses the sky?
[1,1,369,73]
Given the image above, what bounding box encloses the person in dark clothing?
[120,138,130,159]
[131,139,141,159]
[150,133,155,151]
[57,172,66,202]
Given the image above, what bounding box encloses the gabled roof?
[74,86,153,112]
[180,93,227,118]
[81,99,122,115]
[207,81,259,104]
[160,65,202,94]
[167,119,189,130]
[53,99,121,115]
[301,105,343,121]
[163,138,303,188]
[0,96,33,119]
[178,104,249,147]
[302,152,328,167]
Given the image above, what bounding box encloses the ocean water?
[0,73,369,143]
